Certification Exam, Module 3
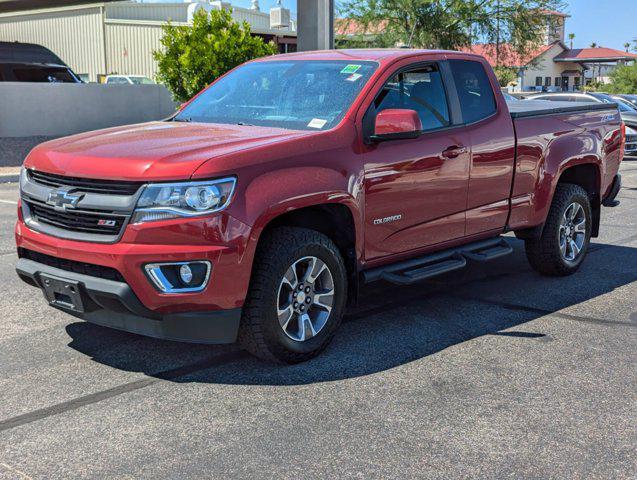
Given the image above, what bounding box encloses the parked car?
[501,91,519,102]
[15,50,624,363]
[0,41,82,83]
[614,94,637,109]
[105,75,155,85]
[529,92,637,158]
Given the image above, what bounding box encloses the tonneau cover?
[507,100,618,119]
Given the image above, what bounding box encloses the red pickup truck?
[15,49,624,363]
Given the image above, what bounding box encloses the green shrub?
[607,62,637,94]
[494,66,518,87]
[154,9,277,102]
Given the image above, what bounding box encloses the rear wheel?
[525,183,592,276]
[238,227,347,363]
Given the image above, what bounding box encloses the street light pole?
[297,0,334,51]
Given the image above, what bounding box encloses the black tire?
[525,183,592,276]
[238,227,348,363]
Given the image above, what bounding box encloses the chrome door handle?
[442,146,467,159]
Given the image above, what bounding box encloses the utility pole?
[297,0,334,51]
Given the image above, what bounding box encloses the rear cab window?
[448,59,497,124]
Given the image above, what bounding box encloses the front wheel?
[238,227,347,363]
[525,183,592,276]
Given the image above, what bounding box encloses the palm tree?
[625,42,631,52]
[590,42,598,48]
[568,33,575,49]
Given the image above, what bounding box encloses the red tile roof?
[335,19,388,36]
[459,42,556,67]
[555,47,637,61]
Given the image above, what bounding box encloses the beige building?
[464,11,637,92]
[0,1,297,82]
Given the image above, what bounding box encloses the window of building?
[448,59,497,124]
[555,77,561,88]
[535,76,543,86]
[375,64,450,131]
[545,77,551,87]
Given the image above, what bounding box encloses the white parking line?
[0,199,17,205]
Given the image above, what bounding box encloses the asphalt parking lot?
[0,163,636,479]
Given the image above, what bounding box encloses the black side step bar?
[362,237,513,286]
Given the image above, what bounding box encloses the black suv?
[0,41,82,83]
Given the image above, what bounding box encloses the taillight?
[620,122,626,162]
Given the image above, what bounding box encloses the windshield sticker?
[308,118,327,129]
[340,64,361,74]
[345,73,363,82]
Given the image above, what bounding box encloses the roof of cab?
[255,48,481,64]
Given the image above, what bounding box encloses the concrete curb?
[0,174,19,184]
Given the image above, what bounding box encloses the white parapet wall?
[0,82,178,137]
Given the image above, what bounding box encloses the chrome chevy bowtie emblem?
[46,189,83,211]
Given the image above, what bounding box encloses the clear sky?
[141,0,636,52]
[561,0,636,51]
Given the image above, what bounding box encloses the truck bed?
[507,100,617,119]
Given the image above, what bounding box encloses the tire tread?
[238,227,346,363]
[525,183,591,276]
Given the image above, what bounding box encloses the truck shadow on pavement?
[65,239,637,386]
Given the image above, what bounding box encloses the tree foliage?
[607,62,637,94]
[338,0,566,64]
[154,9,276,102]
[494,65,517,86]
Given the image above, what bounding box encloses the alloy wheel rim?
[559,202,586,262]
[277,256,335,342]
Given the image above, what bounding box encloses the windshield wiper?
[173,116,192,122]
[236,122,254,126]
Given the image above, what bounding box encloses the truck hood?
[24,121,313,181]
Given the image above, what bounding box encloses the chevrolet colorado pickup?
[15,50,624,363]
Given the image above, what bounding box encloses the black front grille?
[28,169,143,196]
[26,201,126,235]
[18,248,126,282]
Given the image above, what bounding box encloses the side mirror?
[372,109,422,141]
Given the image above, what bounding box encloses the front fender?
[244,166,364,258]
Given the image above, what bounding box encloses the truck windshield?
[174,60,378,131]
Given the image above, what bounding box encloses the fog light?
[144,261,211,293]
[179,264,193,284]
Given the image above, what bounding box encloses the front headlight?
[131,177,236,223]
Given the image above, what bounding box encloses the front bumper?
[625,135,637,158]
[15,213,254,313]
[16,258,241,343]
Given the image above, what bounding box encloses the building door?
[562,76,570,91]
